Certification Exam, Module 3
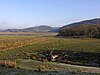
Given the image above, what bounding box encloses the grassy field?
[0,35,100,51]
[0,32,57,36]
[0,35,100,60]
[0,59,100,75]
[0,32,100,74]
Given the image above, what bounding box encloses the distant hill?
[58,18,100,38]
[61,18,100,28]
[3,25,58,32]
[4,29,22,32]
[22,25,53,32]
[0,29,4,32]
[49,27,59,32]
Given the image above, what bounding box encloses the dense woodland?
[58,25,100,38]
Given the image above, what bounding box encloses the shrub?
[38,65,42,72]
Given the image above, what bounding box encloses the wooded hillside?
[58,25,100,38]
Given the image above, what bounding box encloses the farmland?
[0,33,100,52]
[0,32,100,74]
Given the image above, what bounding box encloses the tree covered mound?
[58,25,100,38]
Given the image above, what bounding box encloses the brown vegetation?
[0,60,17,68]
[36,50,100,67]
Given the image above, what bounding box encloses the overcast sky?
[0,0,100,29]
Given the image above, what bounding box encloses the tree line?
[58,25,100,38]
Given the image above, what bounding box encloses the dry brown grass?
[0,32,57,35]
[0,60,17,68]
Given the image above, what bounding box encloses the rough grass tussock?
[0,60,17,68]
